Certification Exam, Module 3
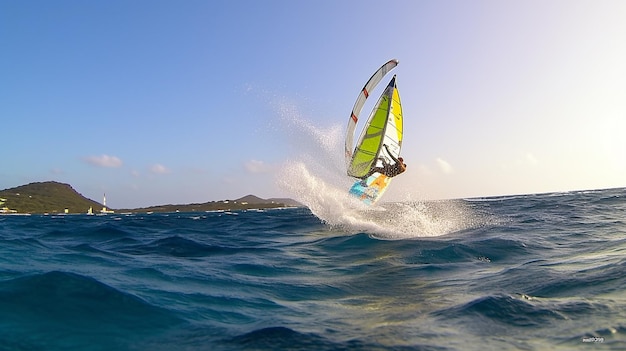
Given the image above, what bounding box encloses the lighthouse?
[100,193,114,214]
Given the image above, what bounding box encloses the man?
[361,144,406,179]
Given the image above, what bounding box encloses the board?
[349,172,391,205]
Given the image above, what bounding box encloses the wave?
[41,222,133,241]
[0,271,184,350]
[227,326,429,351]
[118,235,242,257]
[0,270,180,322]
[529,259,626,297]
[433,292,626,348]
[434,294,566,329]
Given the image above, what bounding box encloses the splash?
[279,161,480,239]
[273,102,483,239]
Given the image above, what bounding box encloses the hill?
[0,182,302,214]
[0,181,103,214]
[235,195,301,207]
[119,195,300,214]
[268,197,302,207]
[235,194,268,204]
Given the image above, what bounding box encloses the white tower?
[100,193,114,214]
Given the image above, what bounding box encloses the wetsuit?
[361,145,406,179]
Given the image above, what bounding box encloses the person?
[361,144,406,179]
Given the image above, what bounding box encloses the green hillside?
[0,181,102,214]
[118,195,294,213]
[0,182,302,214]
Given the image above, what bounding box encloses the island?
[0,181,301,214]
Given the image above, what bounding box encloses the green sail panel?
[345,59,398,173]
[347,77,397,178]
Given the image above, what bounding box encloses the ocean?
[0,187,625,350]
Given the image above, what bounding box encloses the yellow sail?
[345,59,398,176]
[347,75,403,178]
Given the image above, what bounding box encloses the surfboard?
[345,60,403,204]
[349,173,391,205]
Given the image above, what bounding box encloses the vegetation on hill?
[0,181,102,214]
[0,182,302,214]
[117,195,298,213]
[268,197,302,207]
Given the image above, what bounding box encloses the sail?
[345,59,398,171]
[386,77,403,161]
[347,76,403,178]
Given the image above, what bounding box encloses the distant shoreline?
[0,181,302,215]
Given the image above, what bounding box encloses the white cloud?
[150,164,170,174]
[245,159,272,174]
[436,158,453,174]
[84,155,123,168]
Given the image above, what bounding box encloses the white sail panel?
[349,82,393,177]
[380,79,403,164]
[345,59,398,172]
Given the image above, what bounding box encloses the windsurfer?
[361,144,406,179]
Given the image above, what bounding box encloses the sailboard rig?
[345,59,403,204]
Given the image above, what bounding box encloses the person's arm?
[384,144,400,163]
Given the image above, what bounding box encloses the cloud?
[245,159,272,174]
[84,154,123,168]
[150,164,170,174]
[436,158,453,174]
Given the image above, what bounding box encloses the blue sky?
[2,0,625,208]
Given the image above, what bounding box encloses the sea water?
[1,187,625,350]
[3,107,625,350]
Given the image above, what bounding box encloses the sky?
[1,0,625,208]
